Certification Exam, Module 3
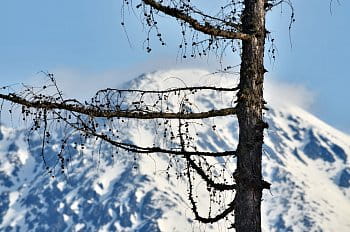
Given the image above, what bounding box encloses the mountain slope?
[0,69,349,231]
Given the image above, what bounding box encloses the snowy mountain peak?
[0,69,349,231]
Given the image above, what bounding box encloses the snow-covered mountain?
[0,69,349,232]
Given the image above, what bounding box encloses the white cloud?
[28,57,231,100]
[21,68,139,101]
[265,79,316,110]
[47,69,126,100]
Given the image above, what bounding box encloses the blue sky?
[0,0,349,133]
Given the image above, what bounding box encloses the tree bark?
[234,0,266,231]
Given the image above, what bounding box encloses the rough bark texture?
[234,0,266,231]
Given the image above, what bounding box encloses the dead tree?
[0,1,295,231]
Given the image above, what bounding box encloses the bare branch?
[0,93,237,119]
[142,0,251,40]
[56,113,237,157]
[96,86,239,95]
[88,130,236,157]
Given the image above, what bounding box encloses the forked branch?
[187,162,235,224]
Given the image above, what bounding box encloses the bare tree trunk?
[234,0,266,231]
[0,1,271,230]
